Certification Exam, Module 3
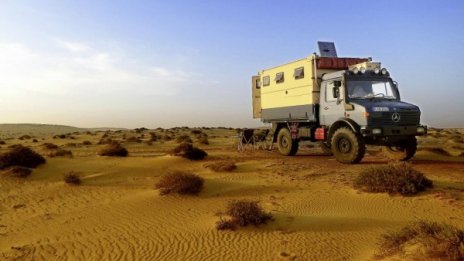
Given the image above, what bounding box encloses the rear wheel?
[331,127,365,163]
[383,136,417,161]
[277,128,299,156]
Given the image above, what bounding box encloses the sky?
[0,0,463,128]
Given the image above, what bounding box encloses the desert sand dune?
[1,127,463,260]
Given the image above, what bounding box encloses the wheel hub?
[338,138,351,153]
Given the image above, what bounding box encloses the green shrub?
[155,171,204,195]
[176,134,193,144]
[376,221,464,260]
[0,145,46,169]
[353,163,433,196]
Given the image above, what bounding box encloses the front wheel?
[277,128,299,156]
[331,127,365,164]
[383,136,417,161]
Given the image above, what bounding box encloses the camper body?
[252,50,426,163]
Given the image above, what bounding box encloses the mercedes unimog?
[251,42,427,163]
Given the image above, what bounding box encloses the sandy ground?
[0,127,463,260]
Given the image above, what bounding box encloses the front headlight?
[417,127,425,134]
[372,128,382,135]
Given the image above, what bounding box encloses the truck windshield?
[347,80,397,99]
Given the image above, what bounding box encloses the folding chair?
[253,129,270,150]
[237,129,255,151]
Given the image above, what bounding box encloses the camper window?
[263,76,270,86]
[255,79,261,89]
[275,72,284,84]
[294,67,304,79]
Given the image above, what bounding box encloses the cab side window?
[326,82,337,102]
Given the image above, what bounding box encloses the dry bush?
[64,172,81,185]
[220,200,272,228]
[191,129,203,135]
[42,143,58,149]
[353,163,433,196]
[215,218,236,231]
[48,148,73,158]
[0,140,5,145]
[18,135,32,140]
[0,145,46,169]
[172,142,207,160]
[149,132,158,141]
[126,136,142,143]
[206,161,237,172]
[197,134,209,145]
[99,142,128,157]
[82,141,92,145]
[155,171,204,195]
[376,221,464,260]
[176,134,193,143]
[4,166,32,178]
[32,139,38,143]
[98,138,113,145]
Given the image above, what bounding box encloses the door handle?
[324,107,329,110]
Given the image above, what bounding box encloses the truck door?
[320,80,344,125]
[252,76,261,118]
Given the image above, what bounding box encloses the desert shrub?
[206,161,237,172]
[172,142,207,160]
[48,148,73,158]
[0,140,5,145]
[98,138,113,145]
[155,171,204,195]
[126,136,142,143]
[99,142,128,157]
[215,218,236,231]
[65,142,77,147]
[134,127,148,133]
[0,145,46,169]
[82,141,92,145]
[376,221,464,260]
[4,166,32,178]
[191,129,203,135]
[197,134,209,145]
[32,139,38,143]
[176,134,193,144]
[42,143,58,149]
[149,132,158,141]
[18,135,31,140]
[224,200,272,227]
[162,135,173,141]
[353,163,433,196]
[64,172,81,185]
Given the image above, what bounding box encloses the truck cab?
[319,65,426,163]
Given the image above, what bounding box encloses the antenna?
[317,41,337,57]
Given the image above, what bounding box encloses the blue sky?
[0,0,463,128]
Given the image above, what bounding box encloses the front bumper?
[360,125,427,137]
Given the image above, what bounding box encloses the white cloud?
[0,40,201,97]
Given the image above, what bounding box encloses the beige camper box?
[252,54,369,122]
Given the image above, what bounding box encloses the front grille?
[369,111,420,126]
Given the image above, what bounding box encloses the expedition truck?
[251,42,427,163]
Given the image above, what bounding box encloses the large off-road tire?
[331,127,365,163]
[277,128,299,156]
[383,136,417,161]
[320,142,333,155]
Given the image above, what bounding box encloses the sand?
[1,127,463,260]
